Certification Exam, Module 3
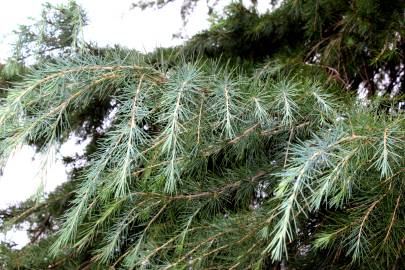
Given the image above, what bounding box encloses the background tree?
[0,0,404,269]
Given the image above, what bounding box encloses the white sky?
[0,0,271,248]
[0,0,213,61]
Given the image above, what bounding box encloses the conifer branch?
[383,193,401,244]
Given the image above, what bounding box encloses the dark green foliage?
[0,1,404,269]
[11,0,86,63]
[185,0,404,96]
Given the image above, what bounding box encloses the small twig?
[162,231,227,270]
[131,170,266,201]
[197,99,204,144]
[284,127,295,168]
[383,193,401,244]
[228,123,260,145]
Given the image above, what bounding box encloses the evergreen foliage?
[183,0,404,96]
[0,0,404,269]
[11,0,86,63]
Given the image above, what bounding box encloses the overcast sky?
[0,0,214,62]
[0,0,270,248]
